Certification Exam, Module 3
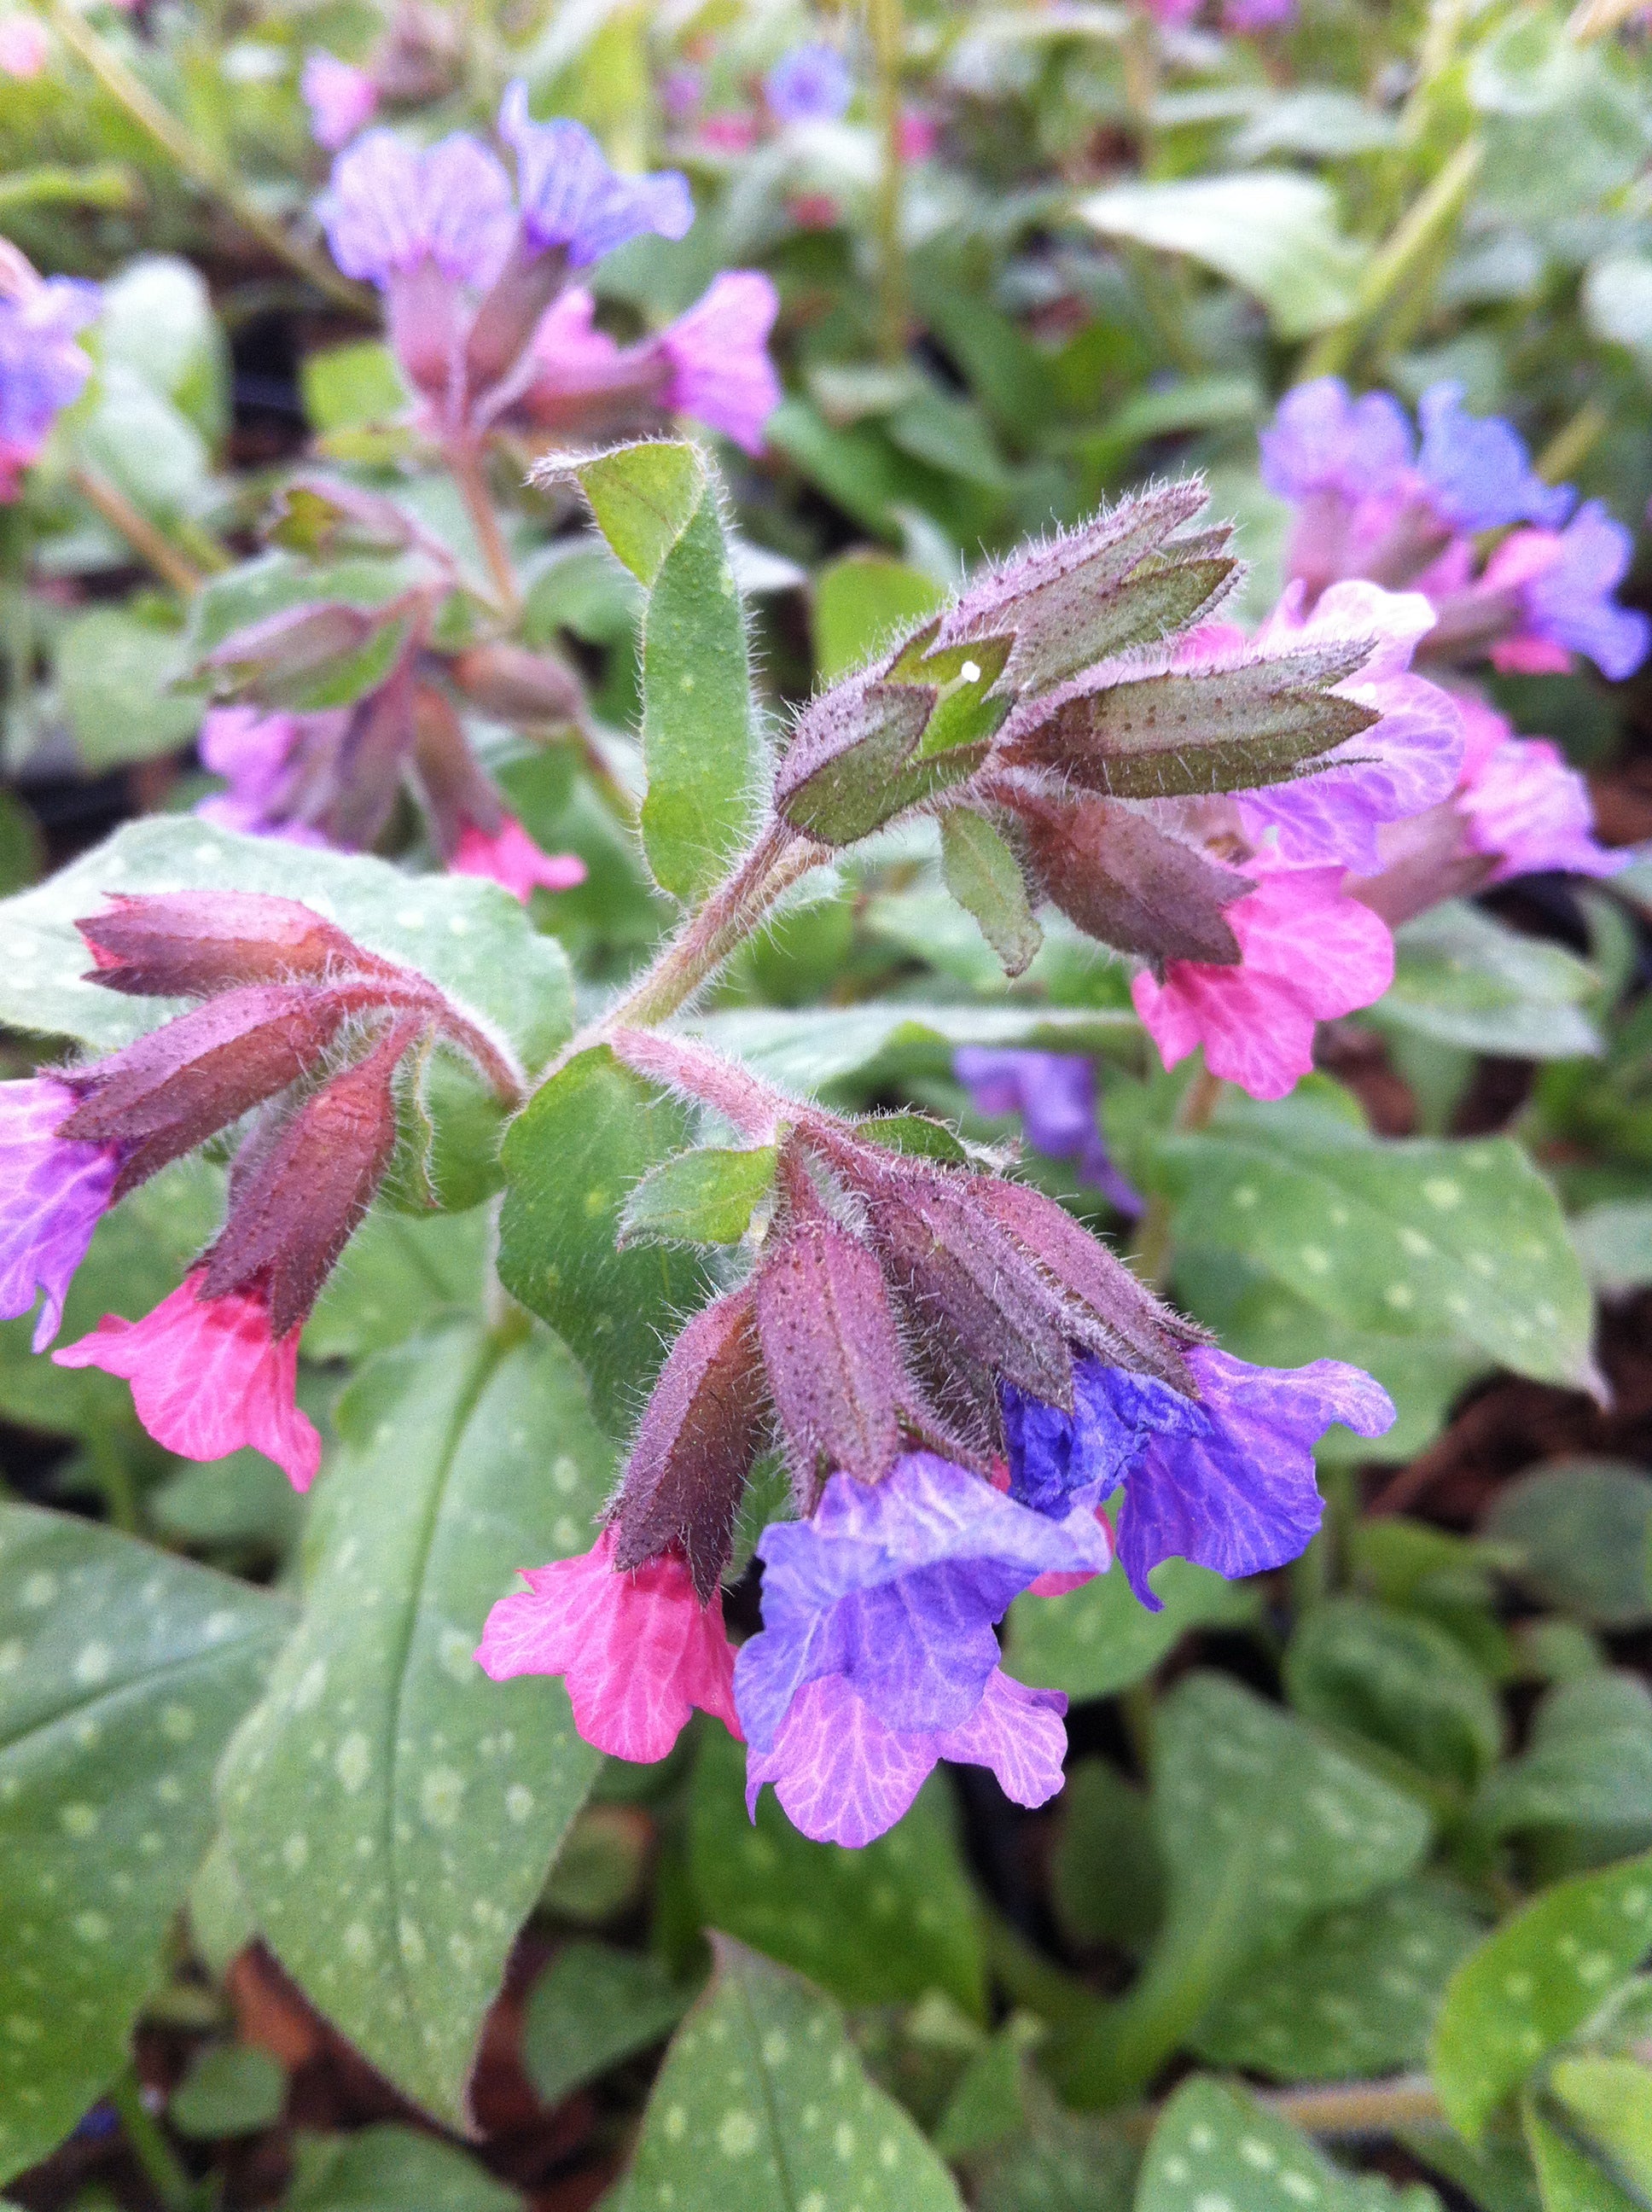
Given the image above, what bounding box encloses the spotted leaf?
[1137,2076,1440,2212]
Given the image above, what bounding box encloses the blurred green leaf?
[55,605,199,770]
[1544,2056,1652,2197]
[287,2122,521,2211]
[1050,1760,1165,1958]
[521,1941,692,2108]
[303,1206,487,1363]
[1374,905,1601,1061]
[300,341,410,434]
[1482,1461,1652,1630]
[1475,1675,1652,1839]
[1137,2076,1439,2212]
[98,255,230,450]
[1005,1544,1258,1703]
[0,1504,288,2183]
[1432,1850,1652,2139]
[168,2044,286,2139]
[813,552,946,682]
[1523,2093,1641,2212]
[1570,1202,1652,1296]
[1284,1598,1504,1792]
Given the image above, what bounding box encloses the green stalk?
[867,0,908,365]
[1300,137,1484,381]
[108,2065,195,2212]
[71,463,204,597]
[44,0,370,317]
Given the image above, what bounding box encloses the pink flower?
[0,15,48,79]
[0,1076,120,1351]
[897,108,938,161]
[450,817,586,903]
[300,51,378,151]
[54,1271,322,1491]
[699,111,759,154]
[659,271,782,455]
[475,1527,742,1762]
[528,285,622,386]
[1142,0,1203,24]
[1455,694,1625,882]
[1223,0,1296,25]
[1131,863,1395,1101]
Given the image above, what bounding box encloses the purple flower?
[1004,1348,1395,1609]
[195,706,331,845]
[1455,694,1625,882]
[1222,0,1297,26]
[765,43,853,125]
[0,1077,121,1351]
[1414,382,1573,534]
[1259,377,1414,509]
[734,1451,1110,1753]
[498,83,692,267]
[953,1048,1142,1214]
[658,271,782,454]
[1483,503,1650,683]
[300,51,378,152]
[745,1667,1067,1848]
[319,129,516,290]
[0,269,99,498]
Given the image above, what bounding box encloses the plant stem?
[109,2065,195,2211]
[1537,400,1608,485]
[447,439,523,624]
[1132,1064,1223,1288]
[867,0,908,365]
[1300,136,1484,381]
[71,463,204,597]
[44,0,370,317]
[1117,2073,1446,2145]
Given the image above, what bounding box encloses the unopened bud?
[462,235,567,405]
[609,1287,767,1601]
[269,474,417,560]
[201,1018,418,1337]
[754,1211,909,1500]
[445,642,584,727]
[201,600,386,695]
[1015,794,1249,969]
[78,890,387,999]
[58,985,358,1199]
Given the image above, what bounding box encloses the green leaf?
[1571,1202,1652,1297]
[1005,1549,1258,1703]
[1284,1598,1504,1791]
[1431,1849,1652,2140]
[1482,1461,1652,1630]
[521,1941,693,2108]
[1050,1761,1166,1958]
[1137,2077,1440,2212]
[498,1046,712,1429]
[149,1451,305,1558]
[168,2044,286,2139]
[1076,174,1367,338]
[620,1936,965,2211]
[79,362,212,522]
[814,553,947,681]
[1475,1675,1652,1839]
[689,1726,986,2017]
[97,255,230,450]
[55,607,200,770]
[0,816,572,1071]
[1545,2057,1652,2197]
[1192,1881,1485,2082]
[620,1144,778,1247]
[218,1324,614,2125]
[1523,2094,1641,2212]
[687,1002,1137,1096]
[0,1505,289,2183]
[1057,1673,1431,2104]
[1374,905,1602,1060]
[1164,1119,1596,1391]
[1400,2123,1543,2212]
[287,2122,521,2211]
[300,341,410,434]
[940,811,1043,979]
[573,442,755,901]
[303,1206,488,1363]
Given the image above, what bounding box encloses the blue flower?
[765,43,853,125]
[498,84,692,266]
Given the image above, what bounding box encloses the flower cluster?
[0,890,521,1487]
[480,1090,1394,1845]
[0,240,98,500]
[317,85,780,452]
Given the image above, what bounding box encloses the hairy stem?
[72,463,204,597]
[447,438,523,622]
[44,0,370,317]
[868,0,908,365]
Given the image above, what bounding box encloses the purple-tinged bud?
[609,1286,767,1601]
[57,985,358,1199]
[200,1018,418,1338]
[314,655,421,852]
[774,670,939,845]
[201,599,388,696]
[967,1176,1201,1391]
[270,474,419,560]
[444,641,584,727]
[828,1145,1073,1411]
[77,890,387,999]
[1015,794,1250,969]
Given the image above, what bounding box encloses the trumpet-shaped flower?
[0,1077,121,1351]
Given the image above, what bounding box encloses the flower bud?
[201,600,388,695]
[444,641,584,727]
[77,890,381,999]
[1015,794,1249,969]
[608,1286,767,1600]
[199,1018,417,1337]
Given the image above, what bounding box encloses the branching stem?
[72,463,204,597]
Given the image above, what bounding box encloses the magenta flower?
[765,43,853,125]
[733,1452,1108,1762]
[1222,0,1296,27]
[1004,1348,1394,1608]
[1234,579,1465,871]
[0,263,99,498]
[195,705,330,845]
[55,1271,323,1491]
[1481,504,1650,683]
[475,1526,741,1762]
[300,51,378,151]
[656,271,782,455]
[1131,861,1394,1102]
[449,816,587,903]
[1455,695,1625,882]
[745,1668,1067,1848]
[498,83,692,267]
[0,16,48,79]
[0,1077,121,1351]
[952,1049,1141,1214]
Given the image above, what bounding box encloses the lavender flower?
[765,43,853,125]
[195,706,331,845]
[0,1078,122,1350]
[300,51,378,151]
[1259,376,1414,509]
[497,83,692,266]
[1414,381,1573,533]
[318,129,516,290]
[1004,1348,1395,1608]
[1483,502,1651,683]
[953,1048,1142,1214]
[0,260,99,498]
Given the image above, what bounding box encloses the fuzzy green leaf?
[620,1144,778,1247]
[940,810,1043,978]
